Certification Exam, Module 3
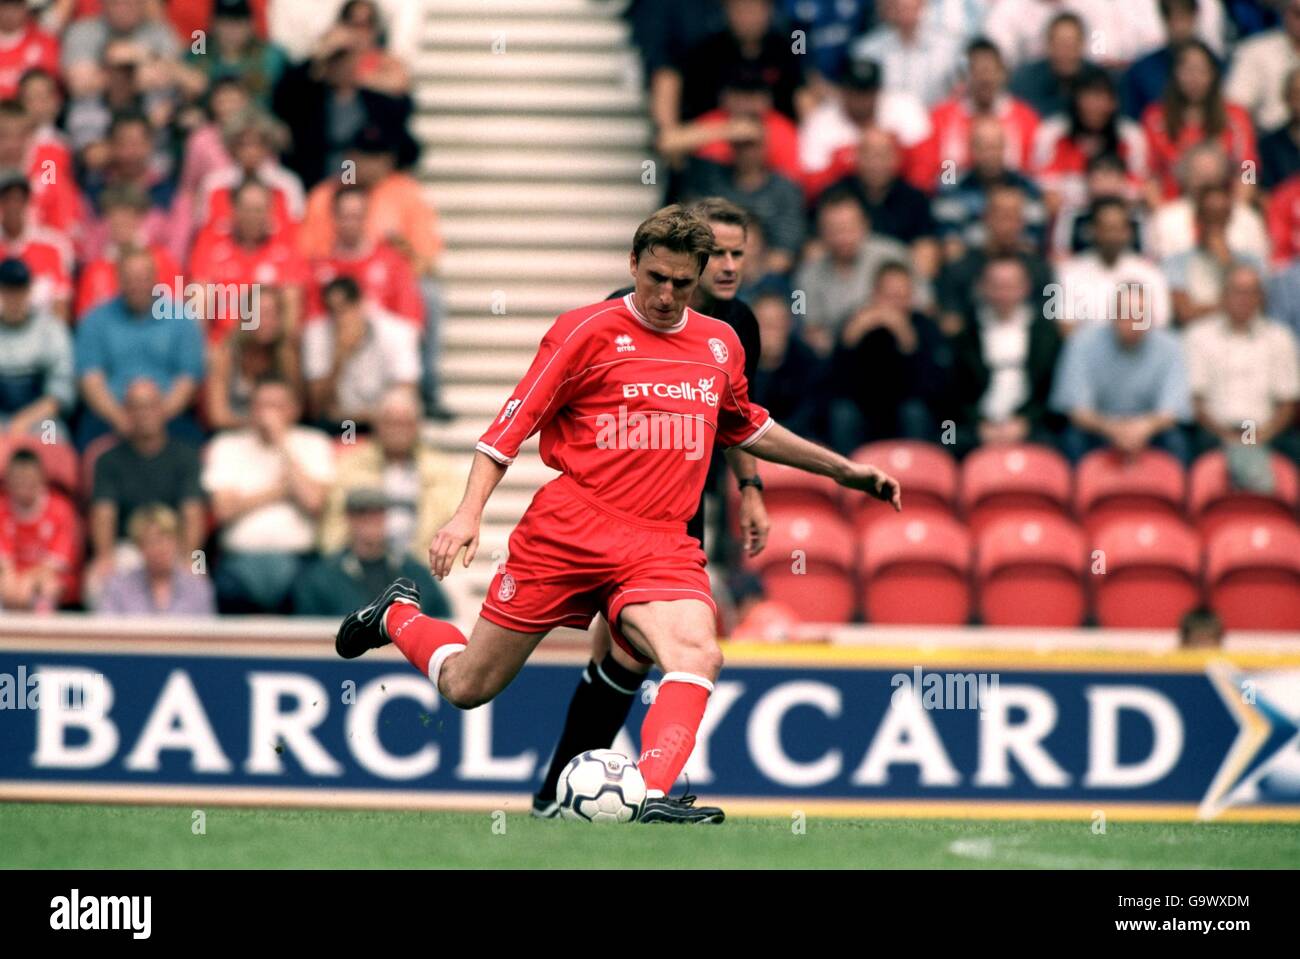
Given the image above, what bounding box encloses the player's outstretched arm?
[746,421,902,511]
[429,451,508,580]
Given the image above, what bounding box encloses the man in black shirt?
[87,378,205,601]
[532,197,768,819]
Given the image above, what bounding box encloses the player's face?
[630,246,701,327]
[700,222,746,301]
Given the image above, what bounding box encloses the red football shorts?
[480,476,715,664]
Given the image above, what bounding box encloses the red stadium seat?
[1075,448,1186,536]
[1188,450,1299,540]
[861,513,972,625]
[1206,520,1300,630]
[1091,517,1202,628]
[852,440,958,533]
[960,443,1072,536]
[977,515,1087,627]
[754,509,858,623]
[79,433,120,502]
[728,460,843,537]
[0,437,80,498]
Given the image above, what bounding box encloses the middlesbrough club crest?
[497,572,516,602]
[708,337,728,363]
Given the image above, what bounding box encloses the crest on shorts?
[497,572,516,602]
[708,337,728,363]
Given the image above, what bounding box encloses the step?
[421,19,628,51]
[426,181,658,214]
[415,81,643,115]
[413,115,650,148]
[440,248,628,283]
[421,148,653,183]
[440,215,638,248]
[413,49,637,84]
[440,450,557,486]
[444,382,524,416]
[443,281,612,317]
[444,316,551,349]
[429,414,537,449]
[441,352,533,383]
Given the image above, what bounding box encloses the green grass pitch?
[2,803,1299,868]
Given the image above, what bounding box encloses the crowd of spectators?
[0,0,456,616]
[632,0,1300,479]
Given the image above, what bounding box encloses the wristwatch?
[738,475,764,493]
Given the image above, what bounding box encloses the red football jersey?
[0,491,80,599]
[307,243,423,327]
[75,244,182,321]
[0,224,72,310]
[195,164,305,241]
[477,293,771,524]
[188,226,310,339]
[0,25,59,100]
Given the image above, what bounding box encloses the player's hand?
[841,463,902,511]
[738,488,770,557]
[429,510,481,580]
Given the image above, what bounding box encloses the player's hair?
[1159,0,1198,18]
[1089,195,1130,223]
[17,67,59,94]
[689,197,749,235]
[1047,11,1085,35]
[1162,40,1226,141]
[252,374,297,399]
[128,503,180,543]
[871,259,911,289]
[231,176,271,205]
[108,109,150,138]
[323,275,363,304]
[965,37,1002,65]
[815,186,866,220]
[0,98,27,123]
[5,448,41,472]
[631,205,716,273]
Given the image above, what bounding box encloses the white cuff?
[475,441,515,466]
[735,417,773,449]
[659,671,715,693]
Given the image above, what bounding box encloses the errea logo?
[615,334,636,353]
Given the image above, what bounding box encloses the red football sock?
[638,673,713,796]
[384,603,467,677]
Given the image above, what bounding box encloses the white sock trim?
[594,660,640,696]
[659,671,715,693]
[428,643,467,695]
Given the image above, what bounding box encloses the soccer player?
[334,206,901,823]
[530,197,769,819]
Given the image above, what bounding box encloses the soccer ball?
[556,749,647,823]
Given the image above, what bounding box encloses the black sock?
[537,653,641,803]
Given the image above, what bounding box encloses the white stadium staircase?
[416,0,659,616]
